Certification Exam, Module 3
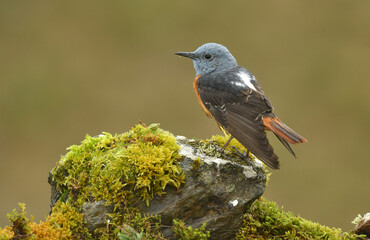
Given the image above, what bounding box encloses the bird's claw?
[231,146,246,157]
[231,146,256,169]
[208,142,257,170]
[207,141,222,153]
[208,141,231,159]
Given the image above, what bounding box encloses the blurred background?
[1,0,369,231]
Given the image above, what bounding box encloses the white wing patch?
[237,71,257,91]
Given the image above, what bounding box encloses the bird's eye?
[204,54,212,60]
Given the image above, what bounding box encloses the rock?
[49,135,266,240]
[133,136,266,239]
[355,213,370,238]
[82,201,113,232]
[48,171,63,212]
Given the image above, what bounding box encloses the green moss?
[172,219,210,240]
[209,134,247,153]
[191,157,203,171]
[47,201,91,239]
[0,202,89,240]
[236,197,365,240]
[3,203,30,239]
[97,209,165,240]
[117,225,143,240]
[52,123,185,207]
[199,134,256,165]
[48,123,184,239]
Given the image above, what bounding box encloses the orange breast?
[193,74,212,118]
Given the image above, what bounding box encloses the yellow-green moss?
[0,203,28,240]
[46,201,91,239]
[52,123,185,207]
[236,197,365,240]
[191,157,203,171]
[94,209,165,240]
[200,134,255,163]
[0,202,89,240]
[209,134,248,154]
[0,227,13,240]
[48,123,184,239]
[172,219,210,240]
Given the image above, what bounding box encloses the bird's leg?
[220,136,234,152]
[216,136,255,169]
[207,141,229,160]
[209,136,233,160]
[231,146,247,158]
[231,146,255,168]
[220,136,250,160]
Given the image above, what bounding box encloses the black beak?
[175,52,196,60]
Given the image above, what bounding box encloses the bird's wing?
[196,73,280,169]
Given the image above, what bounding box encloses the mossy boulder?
[48,123,266,239]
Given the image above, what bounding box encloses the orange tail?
[263,115,307,144]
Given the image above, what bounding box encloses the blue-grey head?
[175,43,238,76]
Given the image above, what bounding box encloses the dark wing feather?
[274,133,296,158]
[197,74,280,169]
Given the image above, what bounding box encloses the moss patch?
[1,203,29,240]
[52,123,185,207]
[172,219,210,240]
[236,197,365,240]
[0,202,89,240]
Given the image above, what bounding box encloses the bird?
[175,43,307,169]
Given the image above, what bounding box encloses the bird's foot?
[231,146,256,169]
[208,141,231,159]
[209,141,224,154]
[207,142,257,171]
[231,146,248,158]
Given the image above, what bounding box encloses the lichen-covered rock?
[132,136,266,240]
